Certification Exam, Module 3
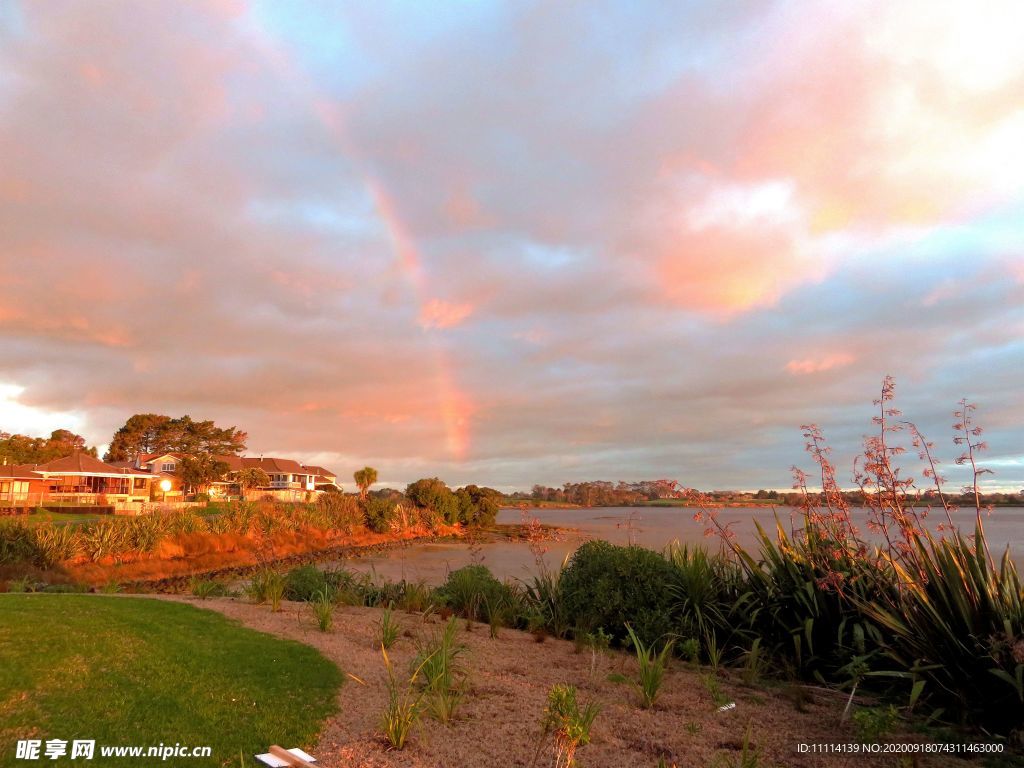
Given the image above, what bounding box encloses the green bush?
[0,520,44,567]
[434,565,510,622]
[363,497,397,533]
[284,565,332,602]
[559,541,678,647]
[405,478,459,526]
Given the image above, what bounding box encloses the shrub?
[398,580,431,613]
[79,521,130,562]
[363,497,397,533]
[434,565,510,623]
[559,540,678,647]
[0,520,41,566]
[284,565,332,602]
[126,515,164,554]
[666,541,747,656]
[32,523,79,564]
[404,478,459,525]
[317,492,362,533]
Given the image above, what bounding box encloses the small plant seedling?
[710,724,762,768]
[607,624,674,709]
[537,683,600,768]
[190,578,227,600]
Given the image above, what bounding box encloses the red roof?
[302,465,336,478]
[0,464,43,480]
[213,455,321,475]
[33,451,155,476]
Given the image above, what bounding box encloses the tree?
[354,466,378,500]
[0,429,97,464]
[104,414,247,461]
[179,455,230,495]
[235,467,270,501]
[405,477,459,525]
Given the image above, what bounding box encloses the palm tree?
[354,466,378,501]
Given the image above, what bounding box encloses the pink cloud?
[418,298,474,330]
[786,353,856,376]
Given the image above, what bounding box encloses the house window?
[133,478,147,490]
[161,462,176,472]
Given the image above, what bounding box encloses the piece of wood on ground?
[254,745,318,768]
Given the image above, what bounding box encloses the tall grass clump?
[434,564,510,623]
[665,541,747,662]
[413,616,467,724]
[380,646,426,750]
[537,683,600,768]
[32,523,79,564]
[190,577,228,599]
[377,607,400,649]
[310,587,334,632]
[0,520,42,567]
[609,623,674,709]
[247,569,285,611]
[521,555,570,638]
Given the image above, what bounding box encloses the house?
[28,452,157,506]
[302,465,340,492]
[214,455,324,500]
[0,464,47,509]
[117,453,187,500]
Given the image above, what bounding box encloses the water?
[332,505,1024,585]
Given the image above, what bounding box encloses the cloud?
[418,299,474,330]
[786,354,856,376]
[0,0,1020,491]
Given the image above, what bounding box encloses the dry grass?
[158,596,966,768]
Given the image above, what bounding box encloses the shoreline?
[24,520,571,593]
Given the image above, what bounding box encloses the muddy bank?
[55,521,568,593]
[60,525,461,590]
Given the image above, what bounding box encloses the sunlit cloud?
[786,354,856,376]
[0,0,1020,489]
[418,299,474,330]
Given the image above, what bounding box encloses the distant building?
[9,452,157,507]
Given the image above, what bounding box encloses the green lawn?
[22,510,108,525]
[0,595,342,767]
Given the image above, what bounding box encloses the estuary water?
[332,505,1024,585]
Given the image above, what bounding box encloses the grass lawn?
[23,510,108,525]
[0,595,343,767]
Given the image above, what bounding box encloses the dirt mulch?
[158,596,973,768]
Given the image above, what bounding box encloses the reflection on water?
[329,506,1024,585]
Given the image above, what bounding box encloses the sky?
[0,0,1022,492]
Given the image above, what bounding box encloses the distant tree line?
[519,480,683,506]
